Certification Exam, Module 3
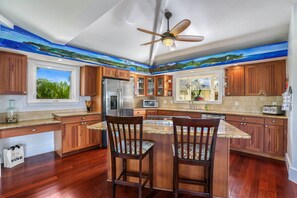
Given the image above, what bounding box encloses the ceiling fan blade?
[176,35,204,42]
[140,39,161,46]
[170,19,191,36]
[137,28,163,37]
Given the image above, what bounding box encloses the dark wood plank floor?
[1,149,296,198]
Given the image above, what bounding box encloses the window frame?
[173,69,224,104]
[27,59,80,104]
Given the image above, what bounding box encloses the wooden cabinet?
[172,111,201,118]
[157,110,173,116]
[264,118,285,156]
[146,110,158,116]
[226,114,286,159]
[225,66,245,96]
[80,66,97,96]
[102,67,130,80]
[134,109,146,117]
[245,60,286,96]
[0,51,27,95]
[136,75,145,96]
[145,76,155,96]
[54,114,101,157]
[155,75,173,96]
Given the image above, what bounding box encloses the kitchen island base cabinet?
[107,134,229,197]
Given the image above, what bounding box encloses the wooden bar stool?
[106,115,155,198]
[172,117,220,198]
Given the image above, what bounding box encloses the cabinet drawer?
[146,110,157,115]
[264,118,284,126]
[172,111,201,118]
[0,123,61,139]
[134,110,146,116]
[157,110,173,116]
[60,115,101,124]
[226,115,264,124]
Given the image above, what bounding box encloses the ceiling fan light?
[162,37,174,47]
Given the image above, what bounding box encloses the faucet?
[205,104,209,111]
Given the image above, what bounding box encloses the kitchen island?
[88,119,249,197]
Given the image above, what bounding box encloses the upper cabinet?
[245,60,286,96]
[80,66,97,96]
[156,75,173,97]
[225,66,245,96]
[225,60,286,96]
[145,76,155,96]
[0,51,27,95]
[102,67,130,80]
[136,75,145,96]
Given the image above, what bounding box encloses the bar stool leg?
[149,150,154,192]
[173,158,179,198]
[111,156,116,198]
[138,160,143,198]
[123,158,127,181]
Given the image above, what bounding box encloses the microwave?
[143,100,158,108]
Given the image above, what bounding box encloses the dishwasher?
[201,113,226,120]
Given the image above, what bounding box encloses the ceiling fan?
[137,11,204,50]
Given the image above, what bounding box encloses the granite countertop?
[88,120,250,139]
[53,111,101,118]
[134,108,287,119]
[0,119,61,130]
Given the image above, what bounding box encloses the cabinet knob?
[227,93,230,95]
[241,117,245,120]
[240,122,244,125]
[82,117,85,120]
[24,91,27,94]
[265,125,268,128]
[243,123,247,125]
[272,120,276,123]
[32,128,36,132]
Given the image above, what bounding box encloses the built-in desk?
[89,119,249,197]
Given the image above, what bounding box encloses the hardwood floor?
[1,148,296,198]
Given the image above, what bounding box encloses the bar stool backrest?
[172,117,220,163]
[106,116,143,157]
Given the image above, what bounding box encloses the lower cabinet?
[54,114,101,157]
[226,115,286,159]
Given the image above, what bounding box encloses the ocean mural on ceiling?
[151,41,288,74]
[0,25,287,75]
[0,25,151,73]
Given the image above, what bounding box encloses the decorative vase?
[6,99,18,123]
[85,100,92,112]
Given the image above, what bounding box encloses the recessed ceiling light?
[57,58,63,62]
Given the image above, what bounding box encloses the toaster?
[263,105,285,115]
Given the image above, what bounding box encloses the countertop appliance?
[143,99,158,108]
[263,105,285,115]
[102,78,134,147]
[201,113,226,120]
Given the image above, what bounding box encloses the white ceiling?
[0,0,295,65]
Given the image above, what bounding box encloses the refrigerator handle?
[117,89,123,110]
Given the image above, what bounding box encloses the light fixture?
[162,37,175,47]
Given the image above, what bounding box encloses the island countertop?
[88,119,250,139]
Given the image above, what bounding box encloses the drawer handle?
[265,125,268,128]
[272,120,276,123]
[241,118,245,120]
[243,123,247,125]
[82,117,85,120]
[32,128,36,132]
[240,123,244,125]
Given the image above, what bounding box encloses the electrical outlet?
[272,102,277,106]
[235,101,239,106]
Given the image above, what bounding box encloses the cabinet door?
[0,52,27,95]
[264,125,284,156]
[145,76,155,96]
[156,76,165,96]
[102,67,117,78]
[245,64,260,96]
[244,123,264,153]
[84,121,102,148]
[225,66,245,96]
[80,66,97,96]
[172,111,201,118]
[116,69,130,80]
[227,121,244,149]
[157,110,173,116]
[63,123,84,153]
[136,76,145,96]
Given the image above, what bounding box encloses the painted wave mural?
[151,42,288,74]
[0,25,287,74]
[0,25,151,73]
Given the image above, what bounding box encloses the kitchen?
[0,0,297,197]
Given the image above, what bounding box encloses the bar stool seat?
[117,140,154,155]
[172,143,211,160]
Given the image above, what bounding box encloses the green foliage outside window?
[36,79,70,99]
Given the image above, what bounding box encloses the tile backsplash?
[134,96,283,113]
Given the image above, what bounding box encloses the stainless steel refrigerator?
[101,78,134,147]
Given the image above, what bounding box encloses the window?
[28,60,79,103]
[174,70,223,104]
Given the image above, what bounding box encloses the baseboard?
[24,143,54,158]
[285,153,297,184]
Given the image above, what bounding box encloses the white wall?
[286,3,297,183]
